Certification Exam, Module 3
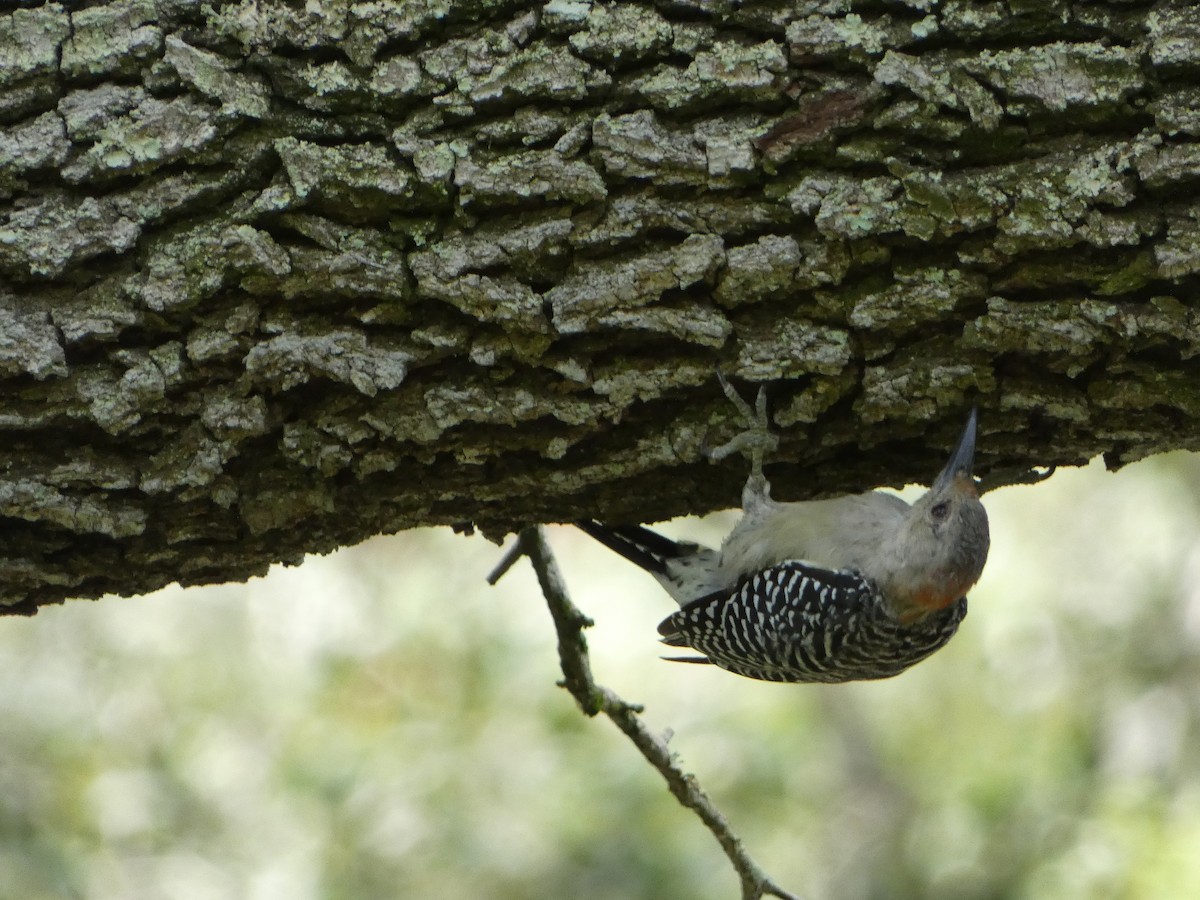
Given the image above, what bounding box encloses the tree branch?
[491,526,802,900]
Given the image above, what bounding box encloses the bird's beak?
[933,408,977,492]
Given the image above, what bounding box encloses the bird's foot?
[705,372,778,510]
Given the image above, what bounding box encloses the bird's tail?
[573,520,677,575]
[573,521,720,606]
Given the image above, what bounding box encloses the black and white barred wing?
[657,561,967,684]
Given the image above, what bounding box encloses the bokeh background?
[2,453,1200,900]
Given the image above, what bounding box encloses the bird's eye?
[931,501,950,521]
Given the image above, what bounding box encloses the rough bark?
[2,0,1199,612]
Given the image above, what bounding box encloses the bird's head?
[888,409,991,622]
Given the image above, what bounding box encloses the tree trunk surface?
[2,0,1199,611]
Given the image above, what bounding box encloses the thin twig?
[493,526,802,900]
[485,538,527,586]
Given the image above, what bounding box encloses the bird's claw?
[705,373,779,510]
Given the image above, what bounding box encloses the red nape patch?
[954,475,980,499]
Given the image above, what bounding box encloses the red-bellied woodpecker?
[576,378,990,683]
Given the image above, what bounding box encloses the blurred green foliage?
[2,454,1200,899]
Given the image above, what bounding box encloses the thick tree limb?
[491,525,802,900]
[4,1,1200,610]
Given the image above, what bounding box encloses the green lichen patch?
[898,168,1008,238]
[1135,142,1200,190]
[795,239,853,292]
[939,1,1009,37]
[715,234,802,307]
[715,232,849,309]
[1113,295,1200,356]
[695,115,764,178]
[852,142,1140,255]
[116,157,267,236]
[274,138,415,219]
[419,26,516,96]
[279,59,386,113]
[130,221,290,313]
[418,378,602,435]
[0,191,141,278]
[407,215,574,332]
[1148,4,1200,67]
[468,106,588,149]
[413,214,573,283]
[389,135,455,209]
[347,0,510,66]
[371,55,439,103]
[874,100,967,145]
[62,0,162,80]
[0,5,70,89]
[186,328,250,366]
[488,215,576,282]
[788,13,912,63]
[789,173,903,238]
[431,41,610,113]
[1094,250,1159,297]
[165,35,272,119]
[568,3,673,65]
[201,0,326,55]
[1078,210,1162,250]
[875,51,1003,130]
[466,330,554,368]
[62,96,222,183]
[994,169,1132,253]
[1151,89,1200,136]
[280,420,356,478]
[239,478,336,537]
[624,40,786,111]
[964,43,1143,114]
[995,251,1148,295]
[542,0,591,29]
[58,85,146,140]
[454,149,606,207]
[1156,204,1200,279]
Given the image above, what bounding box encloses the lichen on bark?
[2,0,1200,611]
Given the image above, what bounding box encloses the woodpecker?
[575,379,989,684]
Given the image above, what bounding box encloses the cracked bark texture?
[2,0,1200,613]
